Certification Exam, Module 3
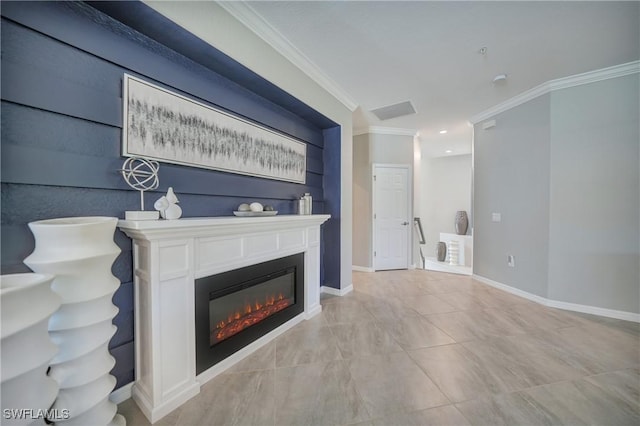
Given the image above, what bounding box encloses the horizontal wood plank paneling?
[1,10,326,148]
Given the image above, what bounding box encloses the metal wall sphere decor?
[119,157,160,220]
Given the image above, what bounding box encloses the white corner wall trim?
[470,60,640,124]
[473,274,640,323]
[352,265,375,272]
[321,284,354,296]
[110,382,133,405]
[217,1,359,112]
[353,126,418,137]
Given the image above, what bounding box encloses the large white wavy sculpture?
[25,217,125,426]
[1,273,60,426]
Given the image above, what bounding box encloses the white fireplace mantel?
[118,214,330,423]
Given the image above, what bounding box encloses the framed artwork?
[122,74,307,184]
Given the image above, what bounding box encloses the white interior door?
[373,164,411,270]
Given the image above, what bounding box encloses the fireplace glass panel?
[195,253,304,374]
[209,269,295,346]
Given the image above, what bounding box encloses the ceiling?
[168,1,639,157]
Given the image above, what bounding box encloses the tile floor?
[118,270,640,425]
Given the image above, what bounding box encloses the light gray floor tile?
[275,325,343,368]
[288,310,329,332]
[225,341,276,373]
[397,293,459,315]
[582,368,640,411]
[433,290,494,311]
[379,314,455,350]
[552,323,640,372]
[330,321,404,359]
[176,370,275,426]
[347,351,450,418]
[359,296,422,323]
[370,405,471,426]
[415,279,461,294]
[275,360,369,426]
[424,309,524,342]
[503,302,594,330]
[462,335,588,387]
[321,298,377,325]
[409,343,527,402]
[455,391,576,426]
[520,376,640,426]
[117,398,178,426]
[119,270,640,426]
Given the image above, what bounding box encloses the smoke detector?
[493,74,508,83]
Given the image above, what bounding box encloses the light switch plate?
[492,213,501,222]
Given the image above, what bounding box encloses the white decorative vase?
[24,217,126,426]
[447,240,460,266]
[1,273,60,426]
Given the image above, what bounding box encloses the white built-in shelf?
[424,232,473,276]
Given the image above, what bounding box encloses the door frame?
[372,163,413,271]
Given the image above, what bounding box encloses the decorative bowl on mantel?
[233,211,278,217]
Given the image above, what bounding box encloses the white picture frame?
[122,74,307,184]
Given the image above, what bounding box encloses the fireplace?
[195,253,304,374]
[117,214,330,423]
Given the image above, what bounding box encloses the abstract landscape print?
[122,74,307,184]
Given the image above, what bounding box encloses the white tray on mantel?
[232,211,278,217]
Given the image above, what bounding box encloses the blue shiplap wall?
[1,1,341,390]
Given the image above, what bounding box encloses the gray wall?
[474,94,552,297]
[474,73,639,315]
[548,74,639,312]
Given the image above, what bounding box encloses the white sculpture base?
[118,214,330,423]
[25,217,125,426]
[125,211,159,221]
[1,273,60,426]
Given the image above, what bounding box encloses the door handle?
[401,221,409,226]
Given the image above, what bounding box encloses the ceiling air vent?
[370,101,416,121]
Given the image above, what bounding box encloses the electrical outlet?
[507,255,515,267]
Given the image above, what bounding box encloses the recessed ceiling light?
[445,150,453,154]
[439,130,447,134]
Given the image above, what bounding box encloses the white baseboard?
[110,382,133,405]
[546,299,640,323]
[352,265,374,272]
[321,284,354,296]
[473,274,640,323]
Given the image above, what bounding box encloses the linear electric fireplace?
[195,253,304,374]
[118,215,330,423]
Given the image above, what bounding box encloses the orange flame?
[212,293,292,344]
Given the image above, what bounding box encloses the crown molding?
[470,60,640,124]
[217,1,359,112]
[353,126,417,137]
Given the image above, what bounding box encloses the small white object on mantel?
[117,214,330,424]
[154,187,182,220]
